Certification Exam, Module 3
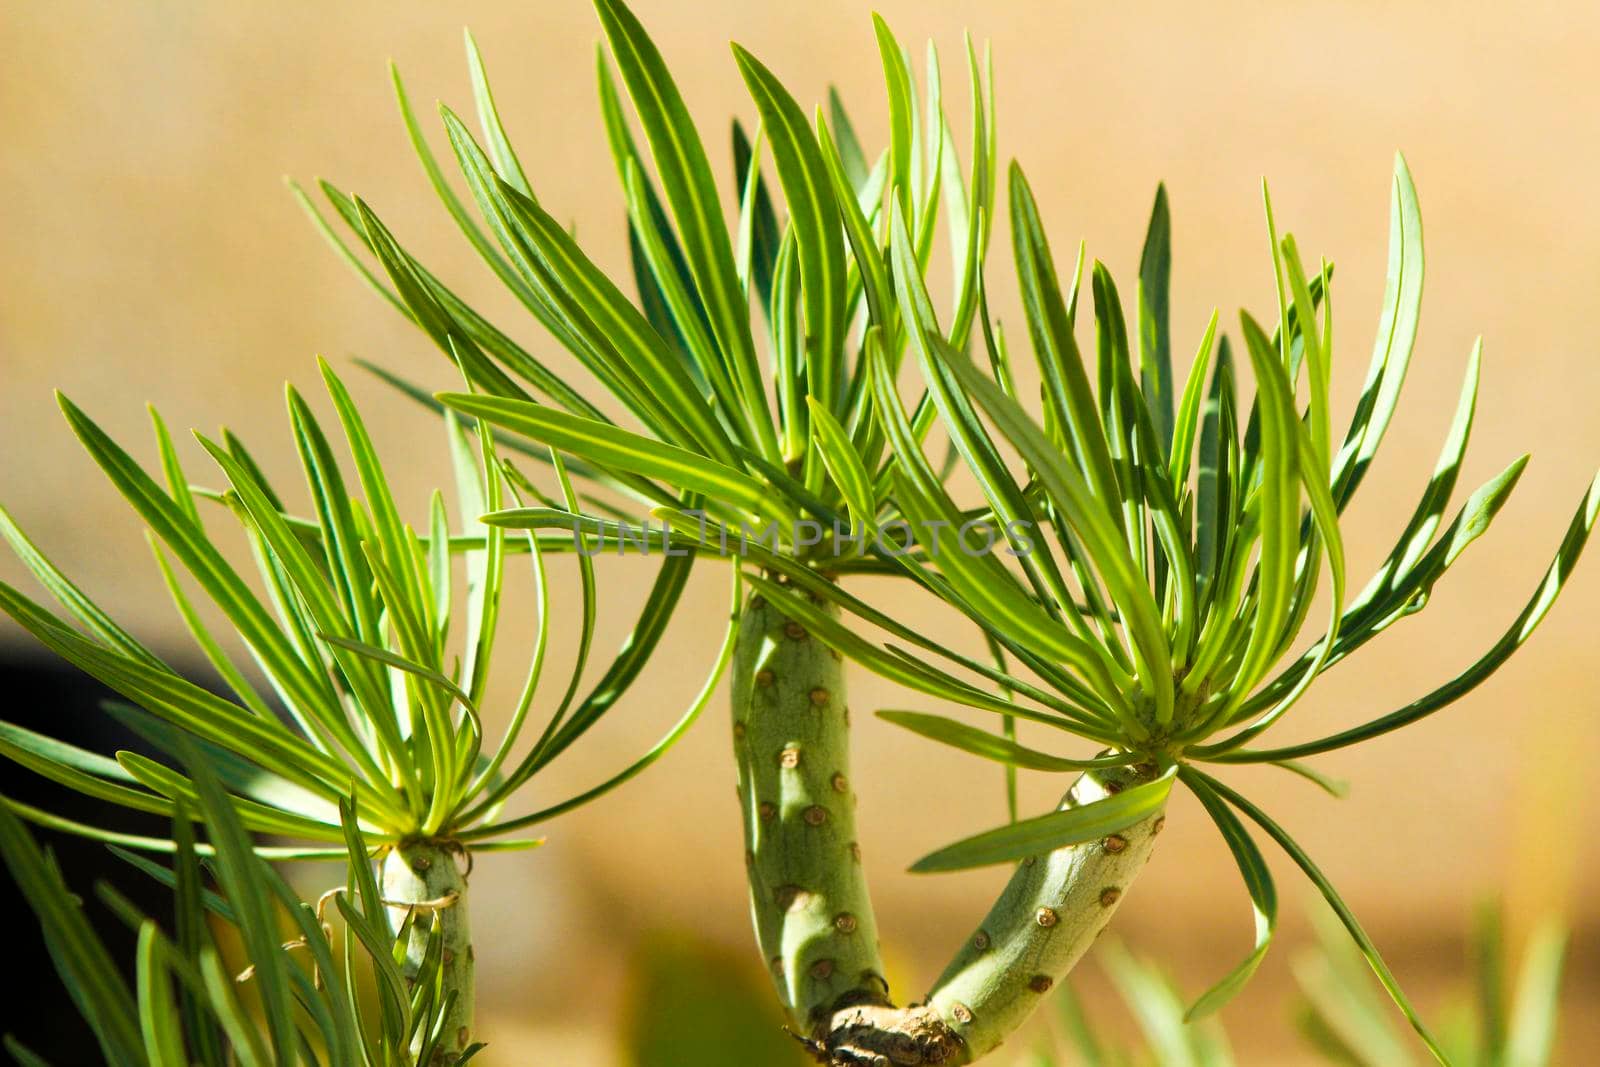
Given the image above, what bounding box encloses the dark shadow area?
[1,648,174,1063]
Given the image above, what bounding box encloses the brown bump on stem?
[830,772,849,793]
[847,841,862,862]
[809,958,835,980]
[1029,975,1054,994]
[732,721,746,740]
[1103,834,1128,854]
[1099,887,1122,907]
[779,746,801,768]
[803,804,828,826]
[809,686,830,706]
[829,647,842,661]
[784,621,806,640]
[457,1026,469,1047]
[755,669,775,688]
[770,955,783,975]
[758,801,778,821]
[467,944,475,961]
[1022,856,1036,868]
[1035,906,1059,928]
[744,850,755,867]
[973,929,991,952]
[950,1002,974,1025]
[442,948,455,965]
[834,912,858,934]
[1153,815,1167,835]
[411,854,432,872]
[843,706,851,727]
[1104,779,1124,795]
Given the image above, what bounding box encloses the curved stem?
[734,582,889,1033]
[926,762,1166,1061]
[383,840,474,1064]
[809,765,1165,1065]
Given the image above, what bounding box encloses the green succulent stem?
[927,762,1166,1061]
[733,581,890,1033]
[383,839,474,1064]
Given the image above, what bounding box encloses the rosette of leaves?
[296,2,1007,1060]
[0,361,736,1061]
[753,153,1598,1062]
[0,746,482,1066]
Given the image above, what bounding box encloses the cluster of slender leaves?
[766,152,1599,1056]
[0,748,473,1066]
[295,0,996,571]
[0,359,736,857]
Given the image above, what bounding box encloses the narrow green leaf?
[878,711,1131,772]
[0,804,142,1065]
[1334,153,1423,508]
[1138,183,1175,452]
[463,29,532,197]
[1195,770,1447,1062]
[1229,312,1300,696]
[872,14,915,224]
[135,923,187,1067]
[179,739,299,1062]
[806,397,876,532]
[732,45,847,420]
[0,504,164,671]
[910,766,1175,872]
[438,392,787,527]
[1170,310,1220,489]
[592,0,778,460]
[1179,768,1276,1019]
[732,119,780,313]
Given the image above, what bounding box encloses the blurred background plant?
[1010,899,1566,1067]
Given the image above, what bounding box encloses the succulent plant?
[0,361,734,1059]
[4,0,1589,1063]
[296,2,1596,1061]
[764,143,1600,1062]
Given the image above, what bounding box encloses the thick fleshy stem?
[383,840,474,1065]
[925,762,1166,1062]
[733,583,891,1036]
[799,764,1164,1065]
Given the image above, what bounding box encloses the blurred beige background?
[2,1,1597,1063]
